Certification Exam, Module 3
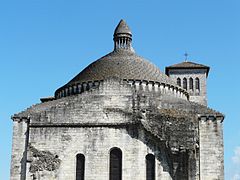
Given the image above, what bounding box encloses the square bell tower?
[165,60,210,106]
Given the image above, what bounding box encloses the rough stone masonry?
[10,19,224,180]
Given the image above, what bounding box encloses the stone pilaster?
[198,115,224,180]
[10,117,29,180]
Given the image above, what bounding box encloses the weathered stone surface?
[166,68,208,106]
[10,78,224,180]
[10,20,224,180]
[28,145,61,173]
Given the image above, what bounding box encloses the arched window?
[177,78,181,86]
[189,78,193,90]
[195,78,200,90]
[76,154,85,180]
[110,148,122,180]
[146,154,155,180]
[183,78,187,90]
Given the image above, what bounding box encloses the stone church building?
[10,20,224,180]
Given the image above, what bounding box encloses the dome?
[55,19,179,98]
[66,49,176,86]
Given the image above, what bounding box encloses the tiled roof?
[165,61,210,76]
[64,49,177,87]
[56,19,179,94]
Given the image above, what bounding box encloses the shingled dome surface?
[56,19,178,93]
[66,49,176,86]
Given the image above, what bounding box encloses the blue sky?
[1,0,240,179]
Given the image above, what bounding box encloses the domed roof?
[66,49,176,86]
[56,19,178,95]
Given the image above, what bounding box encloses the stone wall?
[25,126,172,180]
[10,117,30,180]
[11,77,224,180]
[167,69,208,106]
[199,116,224,180]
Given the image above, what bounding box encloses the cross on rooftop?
[184,52,188,62]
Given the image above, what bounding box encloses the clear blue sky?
[1,0,240,179]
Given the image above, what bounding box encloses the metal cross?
[184,52,188,62]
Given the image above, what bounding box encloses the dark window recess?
[110,148,122,180]
[146,154,155,180]
[177,78,181,86]
[189,78,193,90]
[195,78,200,90]
[76,154,85,180]
[183,78,187,90]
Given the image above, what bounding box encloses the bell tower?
[165,59,210,106]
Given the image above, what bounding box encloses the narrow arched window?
[146,154,155,180]
[183,78,187,90]
[177,78,181,86]
[195,78,200,90]
[110,148,122,180]
[189,78,193,90]
[76,154,85,180]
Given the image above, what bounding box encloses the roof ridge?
[165,60,210,76]
[166,61,209,68]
